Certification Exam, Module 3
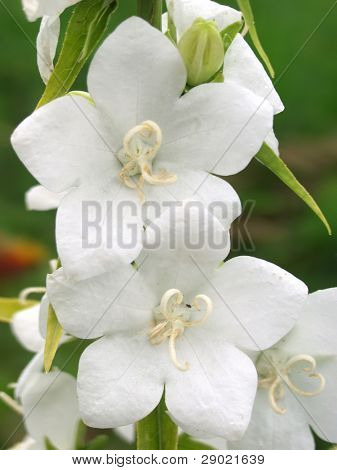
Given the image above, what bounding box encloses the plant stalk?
[136,393,178,450]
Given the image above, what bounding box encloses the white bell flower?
[16,370,80,450]
[228,288,337,449]
[165,0,243,40]
[1,298,80,449]
[47,211,307,439]
[12,17,273,280]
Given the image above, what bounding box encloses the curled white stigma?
[149,289,212,372]
[119,120,177,201]
[19,286,46,303]
[259,354,326,415]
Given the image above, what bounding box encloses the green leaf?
[236,0,275,78]
[37,0,118,108]
[256,143,332,235]
[44,437,59,450]
[0,297,37,323]
[44,303,63,373]
[178,433,216,450]
[220,20,243,51]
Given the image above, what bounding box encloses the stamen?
[0,391,23,415]
[149,289,212,372]
[119,120,177,199]
[19,287,46,303]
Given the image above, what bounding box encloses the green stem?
[136,393,178,450]
[137,0,162,30]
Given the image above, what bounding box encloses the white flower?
[47,212,307,439]
[228,288,337,450]
[22,1,82,83]
[165,0,243,39]
[165,0,284,152]
[3,300,80,450]
[17,369,80,449]
[12,17,273,280]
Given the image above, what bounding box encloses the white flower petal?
[114,425,135,444]
[144,194,235,272]
[228,388,314,450]
[167,0,242,38]
[87,17,186,136]
[224,34,284,115]
[302,357,337,443]
[162,82,274,176]
[22,0,80,22]
[77,335,164,428]
[21,371,80,449]
[284,289,337,357]
[165,329,257,440]
[47,262,139,339]
[39,293,50,338]
[56,181,143,280]
[37,16,60,84]
[25,185,66,211]
[11,94,117,193]
[15,351,44,400]
[11,305,45,353]
[208,256,308,351]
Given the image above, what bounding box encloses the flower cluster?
[1,0,335,451]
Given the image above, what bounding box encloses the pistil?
[149,289,212,371]
[118,120,177,201]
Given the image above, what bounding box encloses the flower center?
[258,353,326,415]
[117,120,177,201]
[149,289,212,371]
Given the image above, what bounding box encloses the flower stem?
[136,0,162,30]
[136,393,178,449]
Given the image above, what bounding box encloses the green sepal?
[44,437,59,450]
[0,298,37,323]
[220,20,243,51]
[37,0,118,108]
[178,433,216,450]
[44,303,63,373]
[236,0,275,78]
[256,143,331,235]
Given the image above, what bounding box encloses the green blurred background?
[0,0,336,449]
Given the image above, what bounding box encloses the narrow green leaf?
[236,0,275,78]
[178,433,216,450]
[220,20,243,51]
[256,143,332,235]
[0,298,37,323]
[44,303,63,373]
[37,0,118,108]
[137,0,162,30]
